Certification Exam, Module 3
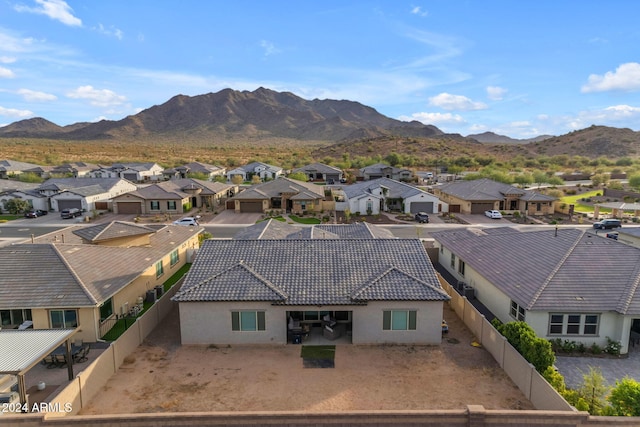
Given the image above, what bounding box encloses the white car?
[173,217,199,226]
[484,210,502,219]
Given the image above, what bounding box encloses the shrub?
[589,343,602,354]
[604,337,622,356]
[495,321,555,373]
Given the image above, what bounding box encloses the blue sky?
[1,1,639,138]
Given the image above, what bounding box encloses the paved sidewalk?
[554,346,640,388]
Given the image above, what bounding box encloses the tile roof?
[340,178,424,200]
[0,159,44,172]
[431,228,640,315]
[436,178,555,202]
[173,239,449,305]
[293,162,342,174]
[37,177,126,193]
[1,223,201,309]
[71,221,156,242]
[233,220,395,240]
[242,161,282,173]
[231,177,324,200]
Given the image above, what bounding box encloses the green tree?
[608,377,640,416]
[287,172,309,182]
[4,198,31,214]
[250,174,262,184]
[231,175,244,185]
[495,321,555,373]
[17,172,44,183]
[576,367,610,415]
[385,152,401,167]
[186,172,210,180]
[514,173,534,187]
[591,173,609,187]
[628,173,640,190]
[547,176,565,187]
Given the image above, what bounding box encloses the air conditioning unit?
[120,302,129,316]
[463,285,476,300]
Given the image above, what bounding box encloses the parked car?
[484,210,502,219]
[593,219,622,230]
[173,217,199,226]
[60,208,81,219]
[606,232,619,240]
[414,212,430,223]
[24,209,48,218]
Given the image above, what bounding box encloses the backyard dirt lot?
[80,305,533,414]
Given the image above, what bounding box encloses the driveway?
[208,210,262,225]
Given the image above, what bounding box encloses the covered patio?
[594,202,640,219]
[0,328,77,411]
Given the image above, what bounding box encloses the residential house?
[0,181,44,213]
[49,162,99,178]
[0,222,202,343]
[359,163,412,181]
[233,219,396,240]
[0,160,44,179]
[172,239,450,345]
[34,177,137,213]
[292,162,343,183]
[112,178,236,215]
[88,162,164,182]
[163,162,226,180]
[334,178,445,215]
[431,227,640,354]
[226,162,283,182]
[433,178,556,215]
[229,177,331,214]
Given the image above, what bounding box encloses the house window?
[509,300,526,321]
[170,249,179,266]
[50,309,78,328]
[231,311,266,331]
[458,260,465,276]
[0,309,32,327]
[548,313,599,336]
[155,260,164,278]
[450,253,456,269]
[150,201,160,211]
[536,203,541,211]
[300,201,307,211]
[167,201,177,210]
[383,310,417,331]
[99,298,113,321]
[440,245,444,254]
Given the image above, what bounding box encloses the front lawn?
[0,214,23,222]
[289,215,321,224]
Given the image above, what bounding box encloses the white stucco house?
[432,227,640,355]
[226,162,283,182]
[35,178,137,213]
[334,178,446,215]
[173,239,450,346]
[88,163,164,182]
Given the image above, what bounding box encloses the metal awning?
[0,328,77,410]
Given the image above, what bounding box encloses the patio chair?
[74,345,90,363]
[54,353,67,368]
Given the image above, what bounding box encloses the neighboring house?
[433,178,556,215]
[359,163,412,181]
[0,160,44,179]
[233,219,396,240]
[33,177,137,213]
[88,162,164,182]
[163,162,226,180]
[292,162,343,183]
[431,227,640,355]
[334,178,446,215]
[50,162,99,177]
[0,222,202,343]
[172,239,450,345]
[112,178,236,215]
[229,177,331,214]
[0,181,44,212]
[226,162,283,182]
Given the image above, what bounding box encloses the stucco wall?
[351,301,443,345]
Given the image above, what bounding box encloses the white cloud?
[581,62,640,93]
[94,24,124,40]
[0,106,34,118]
[17,88,57,101]
[0,56,16,64]
[410,6,428,17]
[260,40,280,56]
[0,66,15,78]
[66,85,126,107]
[398,111,465,125]
[428,93,487,111]
[14,0,82,27]
[486,86,507,101]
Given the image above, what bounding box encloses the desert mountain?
[0,88,453,142]
[468,131,552,144]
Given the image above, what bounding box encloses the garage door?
[449,205,461,213]
[57,199,82,211]
[410,202,433,214]
[471,203,495,214]
[239,201,263,213]
[117,202,142,215]
[123,173,138,181]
